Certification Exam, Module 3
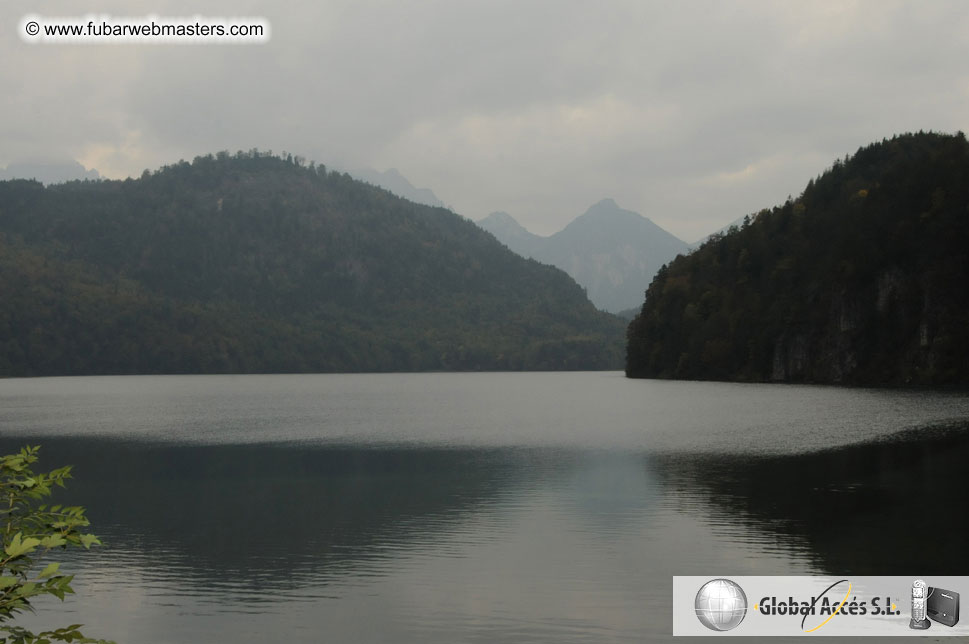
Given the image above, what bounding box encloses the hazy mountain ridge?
[476,211,544,258]
[348,167,446,208]
[627,131,969,385]
[0,160,100,184]
[478,199,688,313]
[0,152,624,376]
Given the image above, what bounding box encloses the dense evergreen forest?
[0,151,625,376]
[626,132,969,385]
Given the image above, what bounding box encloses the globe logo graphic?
[695,578,748,631]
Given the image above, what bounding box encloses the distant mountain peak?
[576,198,645,223]
[565,199,670,237]
[480,210,521,225]
[478,211,533,235]
[477,200,688,313]
[590,197,619,210]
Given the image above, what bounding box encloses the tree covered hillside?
[0,151,624,376]
[626,132,969,385]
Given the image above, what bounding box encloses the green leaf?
[78,534,100,549]
[14,581,38,598]
[4,532,42,558]
[39,562,60,579]
[40,535,67,549]
[0,576,18,589]
[51,574,75,597]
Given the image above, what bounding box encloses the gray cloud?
[3,0,968,241]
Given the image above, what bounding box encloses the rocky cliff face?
[769,268,950,383]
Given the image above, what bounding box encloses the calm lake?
[1,372,968,643]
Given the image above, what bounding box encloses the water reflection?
[2,421,967,643]
[650,422,969,575]
[1,440,540,591]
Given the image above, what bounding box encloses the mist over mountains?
[478,199,688,313]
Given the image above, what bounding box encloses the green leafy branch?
[0,447,113,644]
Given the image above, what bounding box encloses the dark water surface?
[1,373,968,643]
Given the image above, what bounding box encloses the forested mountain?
[626,132,969,385]
[0,151,624,376]
[478,200,688,313]
[686,214,747,251]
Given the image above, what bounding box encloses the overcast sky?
[4,1,969,241]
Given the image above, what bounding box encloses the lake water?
[1,372,968,643]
